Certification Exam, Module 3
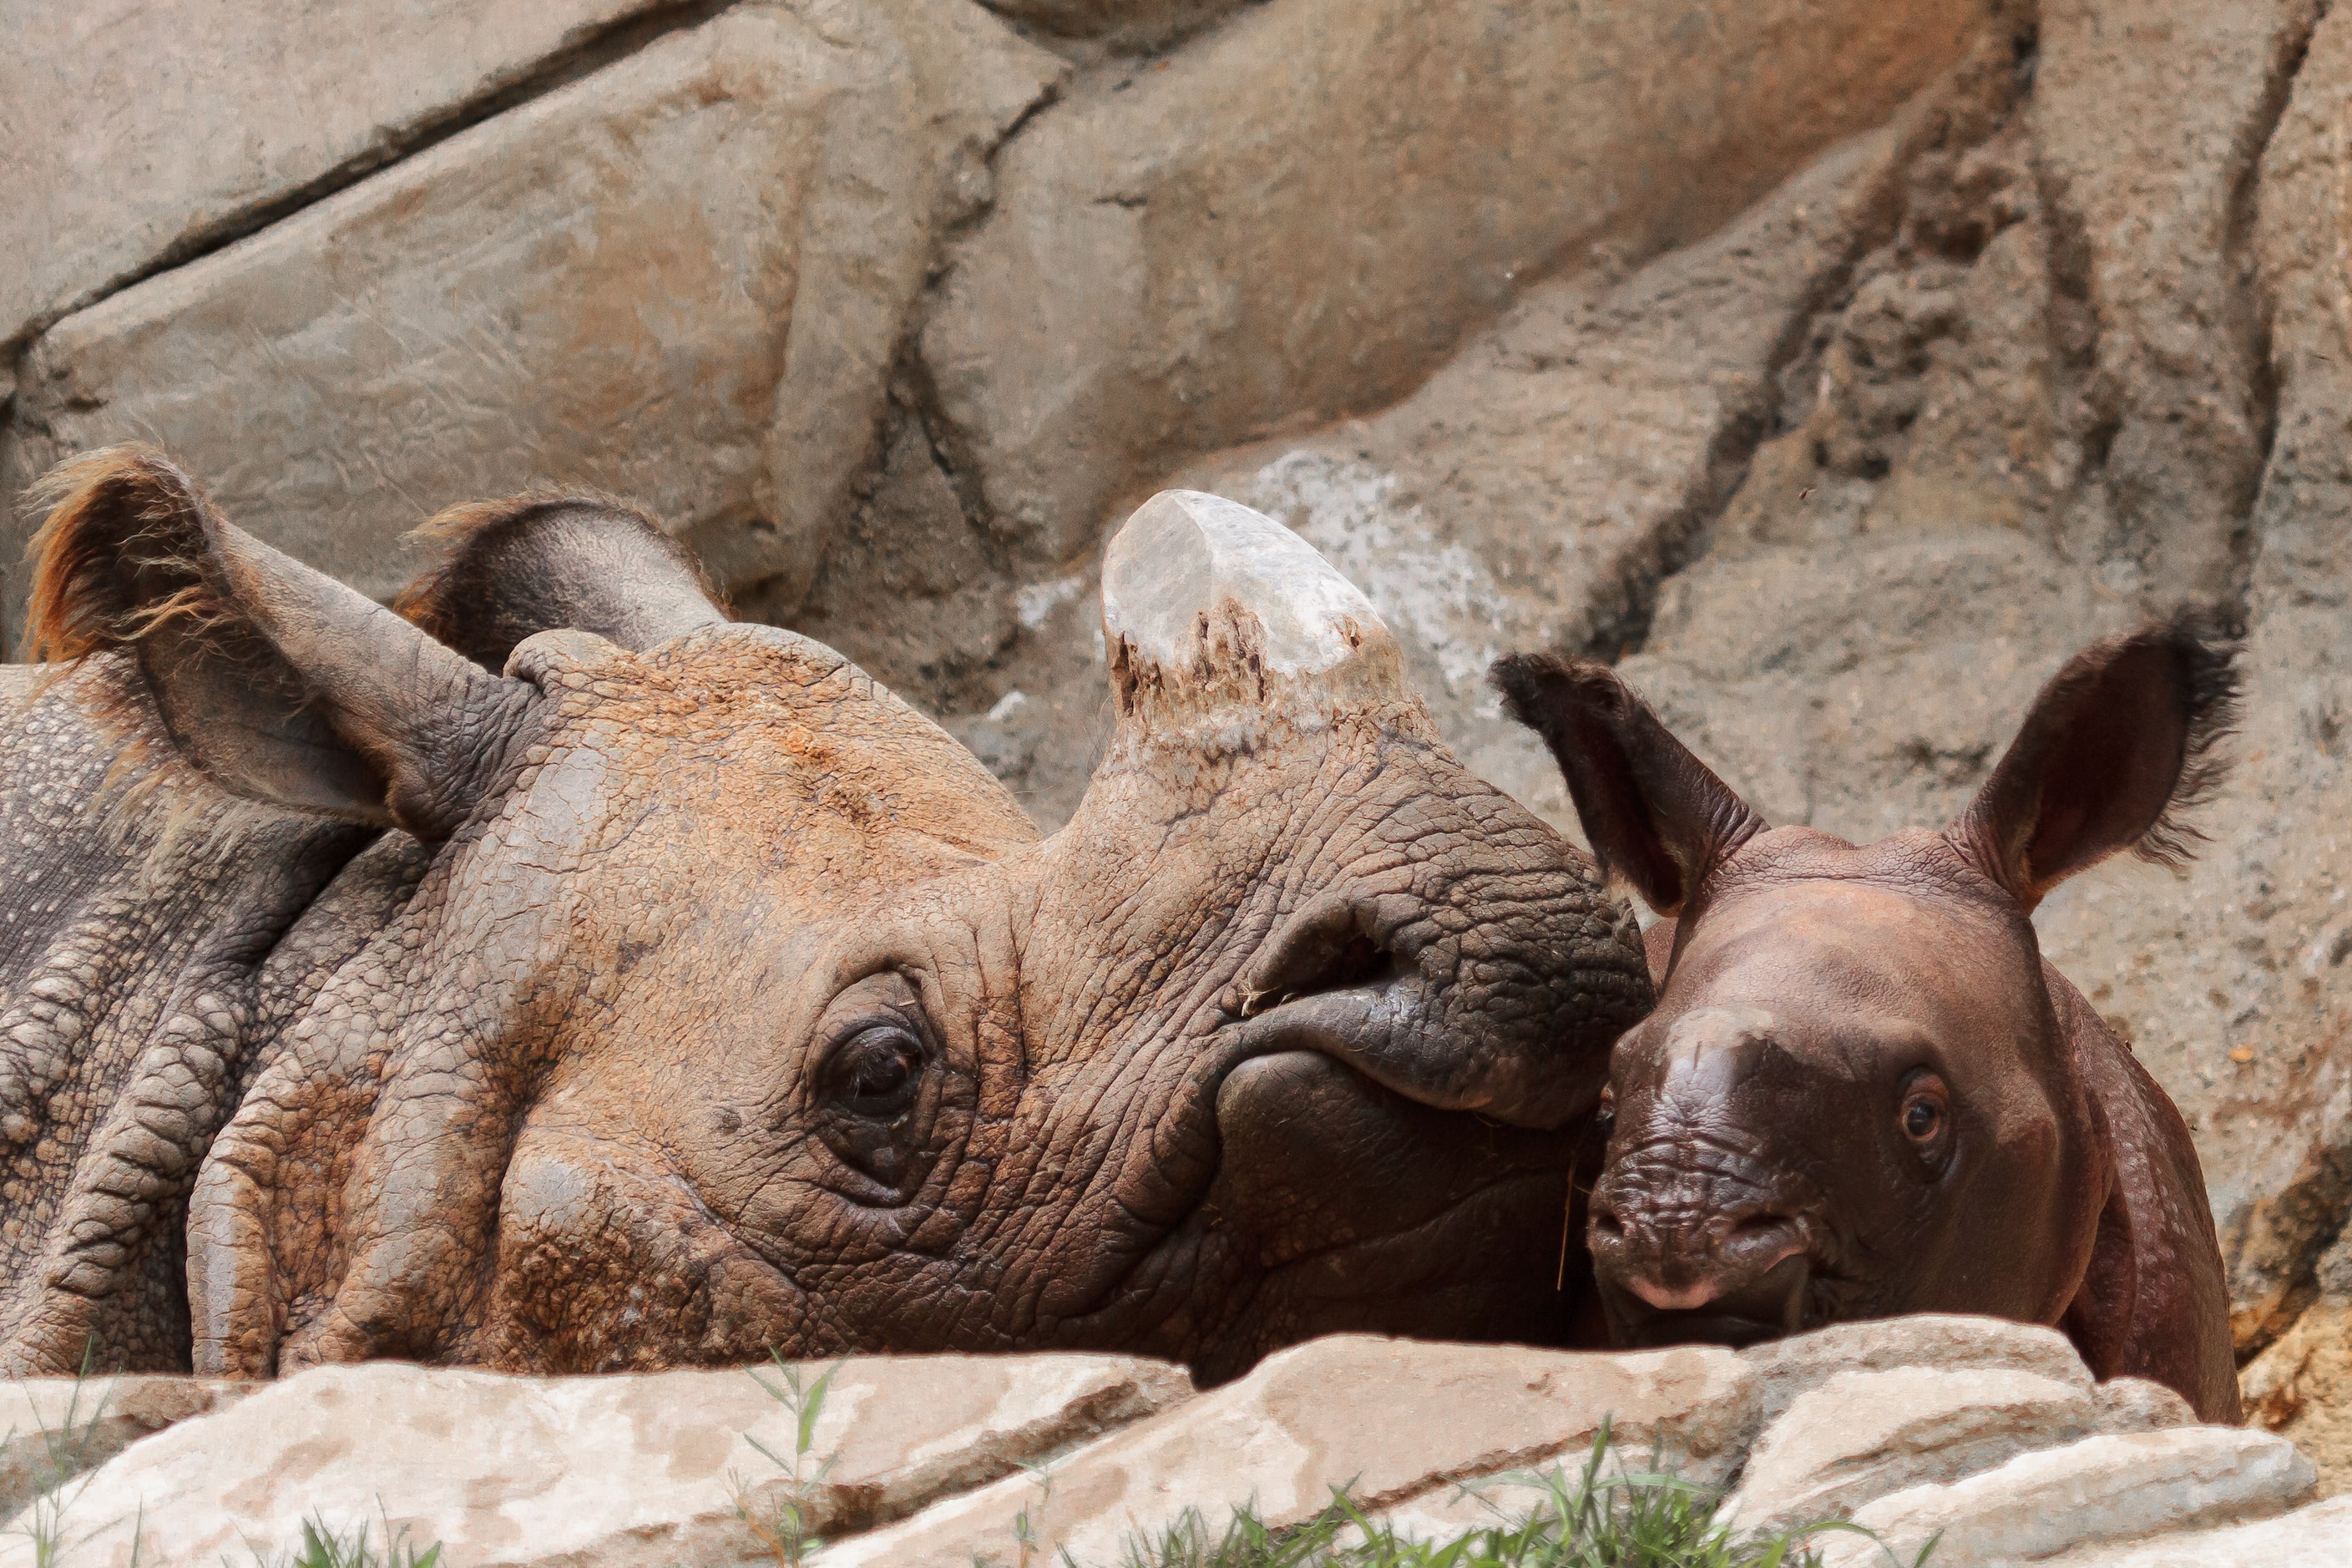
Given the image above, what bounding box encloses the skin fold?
[0,451,1652,1381]
[1495,615,2243,1422]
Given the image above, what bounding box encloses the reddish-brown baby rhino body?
[1497,616,2243,1422]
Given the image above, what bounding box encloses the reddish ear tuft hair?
[21,445,233,664]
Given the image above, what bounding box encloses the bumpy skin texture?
[3,449,1651,1379]
[1497,616,2242,1422]
[0,659,375,1370]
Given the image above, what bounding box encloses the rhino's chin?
[1186,1050,1589,1383]
[1596,1252,1813,1351]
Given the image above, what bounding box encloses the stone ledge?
[0,1320,2321,1567]
[0,1353,1186,1568]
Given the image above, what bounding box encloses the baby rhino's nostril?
[1717,1211,1807,1283]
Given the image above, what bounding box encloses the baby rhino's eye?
[1898,1071,1950,1148]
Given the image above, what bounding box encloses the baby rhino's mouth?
[1586,1171,1817,1350]
[1596,1252,1812,1349]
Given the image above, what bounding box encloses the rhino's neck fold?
[0,657,382,1374]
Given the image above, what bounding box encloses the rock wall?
[1,0,1065,606]
[0,0,1983,638]
[5,0,2351,1486]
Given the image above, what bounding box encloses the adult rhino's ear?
[1492,655,1763,918]
[23,445,534,840]
[1100,488,1422,742]
[1949,610,2241,911]
[393,490,727,671]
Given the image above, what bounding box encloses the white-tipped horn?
[1100,490,1424,742]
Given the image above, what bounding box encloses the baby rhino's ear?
[1949,610,2241,910]
[1493,654,1764,918]
[24,445,537,839]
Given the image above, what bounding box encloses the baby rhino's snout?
[1590,1189,1807,1325]
[1588,1006,1814,1346]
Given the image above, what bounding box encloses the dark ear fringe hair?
[2136,604,2244,870]
[20,445,234,665]
[1492,650,1632,890]
[391,488,721,648]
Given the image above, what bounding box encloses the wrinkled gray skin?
[0,451,1651,1381]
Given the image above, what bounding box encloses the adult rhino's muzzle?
[1181,829,1634,1378]
[1204,1049,1582,1357]
[1181,874,1613,1378]
[1070,490,1647,1378]
[1223,886,1596,1130]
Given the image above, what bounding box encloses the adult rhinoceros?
[0,448,1650,1382]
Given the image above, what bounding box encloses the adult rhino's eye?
[1595,1085,1616,1127]
[833,1026,924,1120]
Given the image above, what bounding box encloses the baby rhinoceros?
[0,449,1651,1384]
[1496,616,2241,1422]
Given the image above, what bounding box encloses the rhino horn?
[1100,490,1429,751]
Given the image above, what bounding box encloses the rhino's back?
[0,654,375,1371]
[0,661,35,718]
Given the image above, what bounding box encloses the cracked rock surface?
[0,0,687,357]
[1,0,1064,614]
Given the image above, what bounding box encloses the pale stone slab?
[1737,1314,2095,1428]
[822,1336,1759,1567]
[1359,1364,2201,1550]
[0,0,670,352]
[2092,1377,2198,1435]
[1818,1429,2319,1568]
[0,1353,1188,1567]
[2,0,1062,630]
[0,1375,250,1521]
[2041,1493,2352,1566]
[1719,1366,2101,1538]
